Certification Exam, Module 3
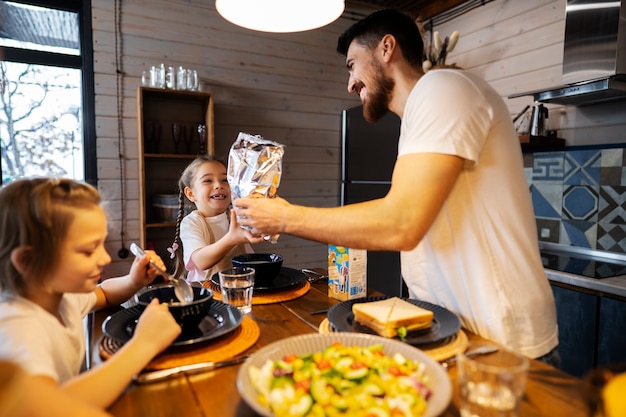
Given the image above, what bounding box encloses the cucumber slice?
[310,377,332,404]
[343,366,369,380]
[288,394,313,416]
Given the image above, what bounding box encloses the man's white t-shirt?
[398,69,558,359]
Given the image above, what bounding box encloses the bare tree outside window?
[0,61,83,182]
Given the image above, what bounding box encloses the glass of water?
[218,267,255,314]
[457,346,529,417]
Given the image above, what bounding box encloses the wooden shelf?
[137,87,214,269]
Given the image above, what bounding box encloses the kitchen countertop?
[545,268,626,299]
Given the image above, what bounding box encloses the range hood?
[511,0,626,105]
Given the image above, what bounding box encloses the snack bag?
[227,132,285,242]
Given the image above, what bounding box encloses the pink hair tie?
[166,242,179,259]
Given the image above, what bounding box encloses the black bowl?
[134,283,213,331]
[231,253,283,286]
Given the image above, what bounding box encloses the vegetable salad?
[248,342,432,417]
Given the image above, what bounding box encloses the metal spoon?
[129,243,194,304]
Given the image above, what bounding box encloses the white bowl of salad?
[237,332,451,417]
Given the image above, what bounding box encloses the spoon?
[129,243,194,304]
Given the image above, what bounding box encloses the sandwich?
[352,297,434,338]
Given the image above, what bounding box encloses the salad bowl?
[237,332,451,417]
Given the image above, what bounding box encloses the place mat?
[99,316,260,370]
[318,318,468,362]
[203,279,310,305]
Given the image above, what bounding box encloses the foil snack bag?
[227,132,285,241]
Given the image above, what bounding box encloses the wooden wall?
[94,0,626,278]
[93,0,369,277]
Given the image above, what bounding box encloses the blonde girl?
[0,178,181,410]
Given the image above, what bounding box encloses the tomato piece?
[387,366,404,377]
[283,354,298,363]
[316,359,332,370]
[295,378,311,392]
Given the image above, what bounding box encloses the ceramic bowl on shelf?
[231,253,283,286]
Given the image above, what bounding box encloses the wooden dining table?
[92,270,591,417]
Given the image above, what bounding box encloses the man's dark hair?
[337,9,424,68]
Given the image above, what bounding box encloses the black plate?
[102,300,243,347]
[211,266,306,292]
[327,296,461,346]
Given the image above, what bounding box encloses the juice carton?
[328,245,367,301]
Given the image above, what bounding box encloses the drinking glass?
[183,124,194,154]
[457,347,529,417]
[172,122,182,154]
[197,124,207,154]
[176,66,187,90]
[187,69,198,91]
[218,267,255,314]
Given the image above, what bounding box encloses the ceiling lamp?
[215,0,345,33]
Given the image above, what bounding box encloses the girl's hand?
[128,250,167,286]
[132,298,181,356]
[229,209,265,244]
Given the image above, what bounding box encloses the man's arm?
[234,152,463,251]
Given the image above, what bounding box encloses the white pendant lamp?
[215,0,345,33]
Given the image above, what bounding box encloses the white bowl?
[237,332,451,417]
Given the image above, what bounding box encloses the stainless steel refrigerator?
[341,105,406,297]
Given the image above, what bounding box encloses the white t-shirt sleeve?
[398,70,494,165]
[180,211,210,271]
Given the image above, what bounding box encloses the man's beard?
[362,60,394,123]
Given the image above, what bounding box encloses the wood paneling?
[93,0,626,277]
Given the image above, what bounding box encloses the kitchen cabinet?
[137,87,214,271]
[597,295,626,366]
[551,282,626,378]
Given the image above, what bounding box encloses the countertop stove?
[539,242,626,279]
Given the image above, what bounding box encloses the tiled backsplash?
[524,147,626,253]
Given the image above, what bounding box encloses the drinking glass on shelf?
[197,124,207,154]
[172,122,182,154]
[187,69,198,91]
[176,66,187,90]
[183,124,194,154]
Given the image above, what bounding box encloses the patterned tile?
[536,218,561,243]
[560,219,596,249]
[601,167,622,186]
[530,147,626,255]
[532,152,564,182]
[598,186,626,224]
[531,183,562,219]
[597,224,626,252]
[562,185,599,222]
[564,150,601,185]
[601,148,623,167]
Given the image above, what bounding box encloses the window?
[0,0,95,184]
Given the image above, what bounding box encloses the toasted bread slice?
[352,297,434,338]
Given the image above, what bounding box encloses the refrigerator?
[341,105,407,297]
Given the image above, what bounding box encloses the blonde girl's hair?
[171,155,228,279]
[0,178,101,295]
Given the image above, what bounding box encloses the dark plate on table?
[102,300,243,347]
[327,296,461,346]
[211,266,306,292]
